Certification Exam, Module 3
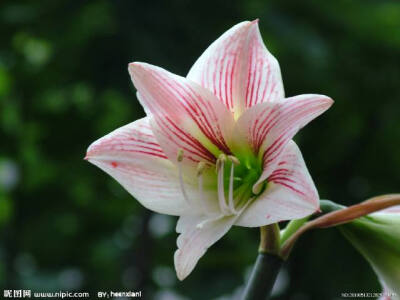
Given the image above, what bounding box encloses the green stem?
[319,199,345,213]
[241,253,283,300]
[259,224,280,254]
[242,224,283,300]
[280,217,309,245]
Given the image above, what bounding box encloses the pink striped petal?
[128,62,235,169]
[174,214,236,280]
[374,205,400,215]
[187,20,284,118]
[86,117,193,216]
[233,94,333,192]
[235,141,319,227]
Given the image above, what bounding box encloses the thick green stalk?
[241,253,283,300]
[259,223,280,254]
[242,224,283,300]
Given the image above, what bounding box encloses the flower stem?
[241,253,283,300]
[242,224,283,300]
[259,223,281,255]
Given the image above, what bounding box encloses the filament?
[178,163,192,205]
[176,149,192,206]
[198,172,213,215]
[198,174,204,207]
[217,154,229,215]
[197,161,213,214]
[227,162,237,214]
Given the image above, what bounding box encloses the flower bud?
[339,206,400,299]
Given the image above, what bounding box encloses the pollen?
[177,149,184,162]
[228,155,240,165]
[196,161,207,177]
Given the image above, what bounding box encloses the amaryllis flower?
[86,20,333,280]
[340,205,400,300]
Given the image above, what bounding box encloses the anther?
[197,161,207,177]
[216,153,227,170]
[177,149,184,162]
[228,155,240,165]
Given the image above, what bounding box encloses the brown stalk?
[280,194,400,259]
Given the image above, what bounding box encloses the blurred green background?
[1,0,399,299]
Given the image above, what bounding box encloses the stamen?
[177,149,184,162]
[216,153,226,169]
[197,162,211,214]
[228,162,238,214]
[217,154,229,215]
[176,149,191,206]
[197,161,207,177]
[228,155,240,165]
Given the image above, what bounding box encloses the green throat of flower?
[177,149,264,217]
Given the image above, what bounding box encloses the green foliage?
[0,0,399,299]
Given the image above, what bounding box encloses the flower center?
[177,149,264,217]
[212,152,263,216]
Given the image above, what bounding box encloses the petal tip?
[323,97,334,111]
[174,250,188,281]
[313,199,321,212]
[176,271,186,281]
[318,95,334,104]
[128,61,140,67]
[308,94,334,110]
[128,62,148,74]
[325,96,334,105]
[84,151,97,164]
[128,62,138,71]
